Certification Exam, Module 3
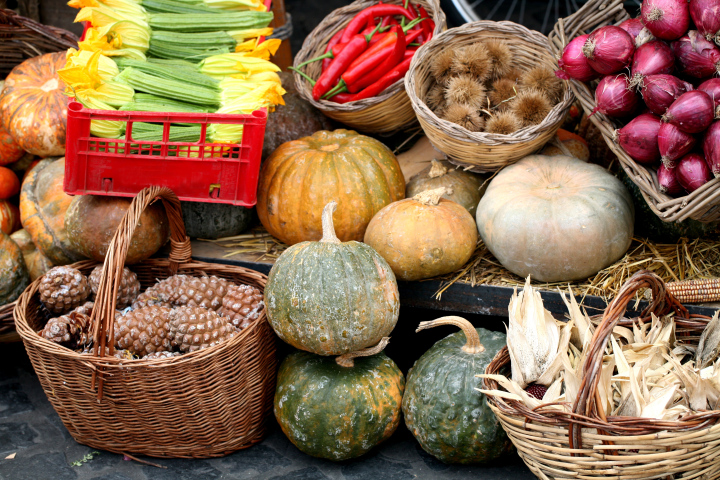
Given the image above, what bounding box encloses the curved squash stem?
[416,316,485,354]
[335,337,390,368]
[320,201,341,244]
[427,159,448,179]
[412,186,449,206]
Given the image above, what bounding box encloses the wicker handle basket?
[14,187,277,458]
[548,0,720,223]
[292,0,445,134]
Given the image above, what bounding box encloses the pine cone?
[219,284,264,329]
[115,305,173,357]
[81,346,135,360]
[88,266,141,309]
[39,266,90,315]
[131,290,172,309]
[134,275,233,311]
[143,351,182,360]
[169,306,237,353]
[41,311,92,348]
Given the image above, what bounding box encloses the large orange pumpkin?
[0,200,20,235]
[0,125,24,166]
[20,157,84,265]
[0,167,20,199]
[0,52,68,157]
[257,130,405,245]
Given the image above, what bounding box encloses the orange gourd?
[0,52,68,157]
[0,167,20,199]
[257,130,405,245]
[0,200,20,235]
[0,126,24,166]
[19,157,84,265]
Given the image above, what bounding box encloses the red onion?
[556,34,599,81]
[657,163,685,194]
[641,0,690,41]
[671,31,720,78]
[698,78,720,117]
[619,18,657,47]
[592,75,640,117]
[582,26,635,75]
[703,120,720,176]
[662,90,715,133]
[658,121,698,168]
[614,113,663,164]
[676,153,713,191]
[641,74,694,115]
[690,0,720,45]
[629,40,675,88]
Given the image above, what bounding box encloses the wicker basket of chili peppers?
[291,0,445,134]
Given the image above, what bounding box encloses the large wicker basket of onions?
[549,0,720,223]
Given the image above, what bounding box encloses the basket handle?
[568,269,688,449]
[89,186,189,362]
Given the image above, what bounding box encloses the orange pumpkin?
[0,200,20,235]
[19,157,84,265]
[0,52,68,157]
[257,130,405,245]
[0,231,30,305]
[0,167,20,199]
[0,125,24,166]
[10,229,53,280]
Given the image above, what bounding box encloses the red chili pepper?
[312,33,369,100]
[341,4,414,43]
[352,56,413,101]
[322,27,346,72]
[297,24,380,71]
[345,24,406,93]
[417,5,434,39]
[345,17,423,73]
[328,92,356,103]
[403,46,418,59]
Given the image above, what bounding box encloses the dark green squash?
[0,231,30,305]
[403,316,512,464]
[180,201,253,239]
[264,201,399,356]
[274,339,405,461]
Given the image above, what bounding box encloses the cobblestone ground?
[0,339,533,480]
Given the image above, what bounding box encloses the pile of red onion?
[556,0,720,197]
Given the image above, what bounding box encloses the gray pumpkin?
[180,202,253,239]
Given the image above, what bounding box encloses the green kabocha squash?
[275,339,405,461]
[0,231,30,305]
[406,160,487,216]
[403,316,511,464]
[265,201,399,356]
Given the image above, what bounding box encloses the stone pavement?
[0,338,534,480]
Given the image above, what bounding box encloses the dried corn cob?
[667,278,720,304]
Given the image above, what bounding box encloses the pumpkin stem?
[416,316,485,354]
[335,337,390,368]
[427,159,448,178]
[320,201,342,244]
[412,187,450,206]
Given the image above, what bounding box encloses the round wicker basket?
[405,21,574,173]
[292,0,446,134]
[484,270,720,480]
[14,187,277,458]
[548,0,720,223]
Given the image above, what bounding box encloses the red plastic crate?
[63,101,268,206]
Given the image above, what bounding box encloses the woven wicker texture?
[484,270,720,480]
[549,0,720,223]
[14,187,277,458]
[292,0,445,134]
[0,9,78,76]
[405,21,573,173]
[0,302,20,343]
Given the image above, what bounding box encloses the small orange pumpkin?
[0,167,20,199]
[10,229,53,280]
[0,52,68,157]
[0,200,20,235]
[0,126,24,166]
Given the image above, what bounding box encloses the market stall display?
[403,316,511,464]
[550,0,720,222]
[292,0,446,133]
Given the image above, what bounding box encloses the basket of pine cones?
[13,186,276,458]
[405,21,574,172]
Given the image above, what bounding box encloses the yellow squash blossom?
[73,92,126,139]
[199,53,280,78]
[59,50,135,107]
[227,27,272,43]
[83,20,150,52]
[75,5,148,28]
[203,0,267,11]
[65,48,120,80]
[67,0,146,18]
[234,38,280,59]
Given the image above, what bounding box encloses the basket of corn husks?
[481,270,720,480]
